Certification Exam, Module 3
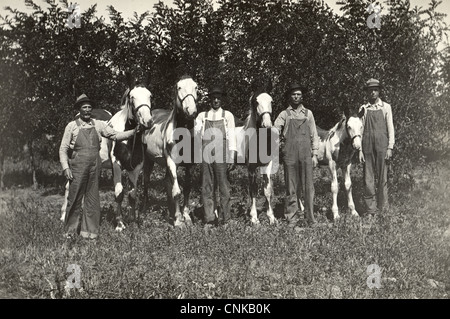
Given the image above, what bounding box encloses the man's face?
[367,87,380,102]
[211,94,222,110]
[79,103,92,121]
[290,90,303,106]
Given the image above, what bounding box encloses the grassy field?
[0,160,449,299]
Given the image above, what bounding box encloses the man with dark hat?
[59,94,141,240]
[194,86,237,226]
[359,78,395,216]
[274,82,320,227]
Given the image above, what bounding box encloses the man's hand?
[385,148,393,161]
[312,154,318,168]
[135,124,145,133]
[359,150,365,163]
[64,168,73,181]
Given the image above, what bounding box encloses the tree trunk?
[0,153,4,191]
[29,140,38,190]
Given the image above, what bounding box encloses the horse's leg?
[248,165,259,225]
[60,180,69,222]
[113,161,126,231]
[166,157,184,228]
[182,165,193,226]
[127,161,144,223]
[329,160,340,220]
[343,163,359,217]
[262,162,276,225]
[142,157,154,214]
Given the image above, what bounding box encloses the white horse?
[142,75,198,228]
[316,108,364,220]
[234,80,277,225]
[60,80,153,230]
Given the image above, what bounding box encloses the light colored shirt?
[359,98,395,149]
[195,107,237,152]
[274,104,320,156]
[59,119,133,171]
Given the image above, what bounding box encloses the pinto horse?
[234,81,277,225]
[108,81,153,231]
[142,75,198,228]
[316,108,364,220]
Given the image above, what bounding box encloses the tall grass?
[0,162,448,299]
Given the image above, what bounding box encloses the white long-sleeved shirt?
[194,107,237,152]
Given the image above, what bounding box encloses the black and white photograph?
[0,0,449,305]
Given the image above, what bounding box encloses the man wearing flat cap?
[274,83,320,227]
[59,94,141,240]
[359,78,395,216]
[195,86,237,226]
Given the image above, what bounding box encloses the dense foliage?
[0,0,449,188]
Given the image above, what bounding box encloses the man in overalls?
[195,86,237,226]
[59,94,140,239]
[274,83,320,227]
[359,79,395,215]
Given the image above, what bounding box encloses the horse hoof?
[333,214,341,221]
[250,218,260,226]
[269,218,278,225]
[184,217,193,226]
[174,219,185,229]
[351,211,360,217]
[115,221,126,232]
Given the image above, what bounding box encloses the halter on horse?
[316,107,363,220]
[142,75,198,228]
[234,80,277,225]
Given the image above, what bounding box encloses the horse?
[107,78,153,231]
[234,80,277,225]
[60,79,153,232]
[141,75,198,228]
[316,107,364,220]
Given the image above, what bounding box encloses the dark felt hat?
[209,86,226,97]
[74,94,93,109]
[364,78,381,90]
[286,82,306,95]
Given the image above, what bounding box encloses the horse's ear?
[126,71,134,89]
[266,79,273,93]
[358,107,365,118]
[143,72,150,88]
[343,106,350,118]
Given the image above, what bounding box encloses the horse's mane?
[326,118,346,140]
[244,85,271,129]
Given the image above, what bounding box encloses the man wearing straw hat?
[359,78,395,216]
[59,94,141,240]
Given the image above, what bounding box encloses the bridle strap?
[179,93,197,105]
[133,103,151,115]
[259,111,272,118]
[344,118,361,150]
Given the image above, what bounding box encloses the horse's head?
[127,85,153,129]
[251,92,273,128]
[344,108,363,151]
[175,76,198,120]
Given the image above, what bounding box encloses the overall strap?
[285,108,291,118]
[304,108,309,118]
[75,119,81,127]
